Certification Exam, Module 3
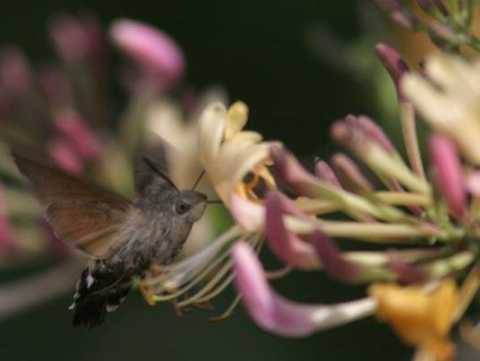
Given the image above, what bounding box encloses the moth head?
[174,190,207,222]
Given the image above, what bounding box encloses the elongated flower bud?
[429,134,466,218]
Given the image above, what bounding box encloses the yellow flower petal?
[369,280,459,361]
[225,101,248,140]
[199,102,227,166]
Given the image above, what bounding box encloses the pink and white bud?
[110,19,185,89]
[331,115,395,154]
[388,253,425,284]
[265,192,319,269]
[311,230,359,282]
[331,153,372,193]
[315,160,341,188]
[54,112,102,160]
[48,138,84,174]
[0,47,33,96]
[375,43,409,101]
[270,144,320,197]
[232,242,376,337]
[428,134,466,218]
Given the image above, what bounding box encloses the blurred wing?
[133,136,172,195]
[13,153,133,258]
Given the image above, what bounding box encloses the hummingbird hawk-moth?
[13,151,208,328]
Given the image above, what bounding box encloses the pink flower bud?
[388,253,425,284]
[265,192,319,269]
[49,15,91,64]
[331,153,372,193]
[315,160,341,188]
[428,134,466,218]
[270,144,320,197]
[0,47,32,96]
[331,115,394,154]
[38,66,72,109]
[375,43,409,101]
[311,230,358,282]
[110,19,185,89]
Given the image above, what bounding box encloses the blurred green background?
[0,1,413,360]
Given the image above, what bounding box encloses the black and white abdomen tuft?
[70,260,131,328]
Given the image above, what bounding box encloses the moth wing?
[13,153,133,258]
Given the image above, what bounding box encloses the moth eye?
[175,201,191,215]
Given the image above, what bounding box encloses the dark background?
[0,1,412,360]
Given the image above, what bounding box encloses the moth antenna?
[192,170,206,190]
[143,157,178,191]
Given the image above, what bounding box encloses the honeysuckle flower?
[157,51,480,361]
[232,242,377,337]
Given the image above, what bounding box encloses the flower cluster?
[375,0,480,52]
[143,47,480,361]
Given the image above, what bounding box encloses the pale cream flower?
[403,54,480,163]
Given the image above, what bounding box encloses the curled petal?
[230,194,264,232]
[199,102,227,169]
[232,242,377,337]
[265,192,319,269]
[375,43,409,100]
[110,19,184,87]
[225,101,248,140]
[311,230,359,282]
[428,134,466,218]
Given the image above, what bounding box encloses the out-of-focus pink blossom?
[38,66,72,109]
[49,15,91,64]
[0,47,32,96]
[110,19,185,89]
[428,134,466,218]
[0,188,14,254]
[48,138,84,174]
[232,242,376,337]
[54,112,102,160]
